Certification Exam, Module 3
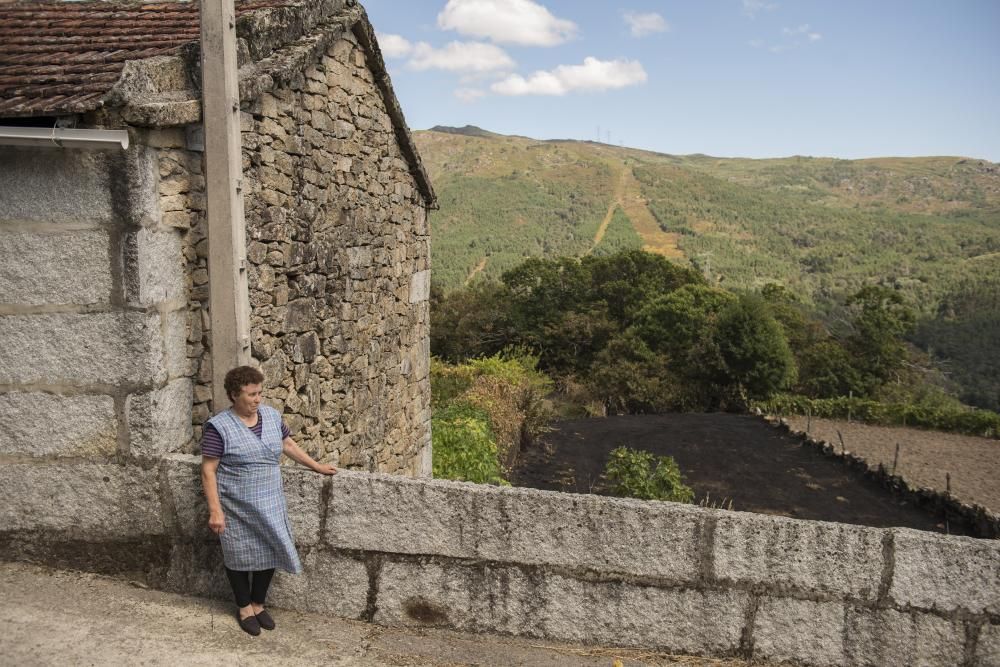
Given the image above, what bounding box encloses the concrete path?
[1,562,767,667]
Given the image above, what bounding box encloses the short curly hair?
[223,365,265,402]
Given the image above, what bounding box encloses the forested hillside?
[414,127,1000,410]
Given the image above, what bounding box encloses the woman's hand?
[283,436,337,475]
[208,510,225,535]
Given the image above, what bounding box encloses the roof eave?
[351,10,436,209]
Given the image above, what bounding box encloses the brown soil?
[785,417,1000,513]
[512,413,975,536]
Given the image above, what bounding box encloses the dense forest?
[433,250,953,412]
[415,128,1000,411]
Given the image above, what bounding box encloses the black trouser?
[225,567,275,608]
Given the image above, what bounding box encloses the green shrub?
[463,350,554,444]
[604,446,694,502]
[431,402,506,484]
[430,358,475,409]
[431,351,555,484]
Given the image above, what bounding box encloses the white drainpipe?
[0,126,129,150]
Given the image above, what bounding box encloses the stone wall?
[774,417,1000,538]
[0,27,431,475]
[0,145,192,464]
[174,29,432,476]
[2,460,996,667]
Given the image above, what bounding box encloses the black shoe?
[255,609,275,631]
[238,613,261,636]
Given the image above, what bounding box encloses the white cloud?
[378,33,413,59]
[437,0,578,46]
[454,88,487,103]
[491,57,647,96]
[408,41,515,73]
[782,24,823,41]
[623,11,669,38]
[742,0,778,17]
[753,24,823,52]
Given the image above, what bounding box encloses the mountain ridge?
[414,126,1000,410]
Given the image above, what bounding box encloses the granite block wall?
[0,145,192,465]
[3,460,996,667]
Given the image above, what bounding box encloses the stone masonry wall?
[2,461,997,667]
[177,30,432,476]
[0,144,192,464]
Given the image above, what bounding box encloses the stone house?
[0,0,435,476]
[2,7,998,665]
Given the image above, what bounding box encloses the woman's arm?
[201,456,226,534]
[282,436,337,475]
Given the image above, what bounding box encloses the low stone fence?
[772,416,1000,539]
[1,457,998,666]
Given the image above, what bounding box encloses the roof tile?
[0,0,292,117]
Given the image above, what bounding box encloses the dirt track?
[513,413,972,535]
[785,417,1000,513]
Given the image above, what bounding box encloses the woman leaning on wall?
[200,365,336,636]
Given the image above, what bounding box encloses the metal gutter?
[0,126,129,150]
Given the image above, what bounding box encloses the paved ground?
[0,562,771,667]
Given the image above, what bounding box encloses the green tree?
[712,295,797,404]
[586,331,677,414]
[796,340,865,398]
[584,249,703,327]
[540,307,616,374]
[846,286,916,392]
[633,284,736,358]
[431,280,515,362]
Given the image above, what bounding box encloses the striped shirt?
[201,409,291,457]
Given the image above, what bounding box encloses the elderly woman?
[201,365,336,636]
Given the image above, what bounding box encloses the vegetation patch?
[604,446,694,503]
[431,353,553,484]
[416,129,1000,411]
[759,395,1000,438]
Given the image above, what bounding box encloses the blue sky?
[361,0,1000,161]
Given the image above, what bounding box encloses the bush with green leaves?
[604,446,695,502]
[431,351,555,484]
[431,402,506,484]
[712,294,797,405]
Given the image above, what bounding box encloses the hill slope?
[414,127,1000,409]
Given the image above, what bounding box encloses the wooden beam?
[200,0,250,412]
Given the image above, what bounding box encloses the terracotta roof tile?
[0,0,293,118]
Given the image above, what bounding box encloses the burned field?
[512,413,980,536]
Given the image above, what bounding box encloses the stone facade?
[159,31,431,474]
[0,3,433,477]
[242,31,430,472]
[0,145,191,465]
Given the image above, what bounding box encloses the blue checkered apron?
[208,405,302,573]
